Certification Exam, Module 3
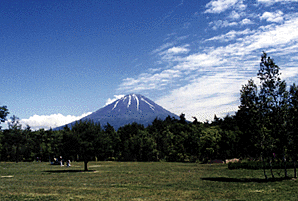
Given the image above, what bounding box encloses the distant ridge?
[54,94,179,130]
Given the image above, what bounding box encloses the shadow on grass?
[201,177,292,183]
[44,170,96,173]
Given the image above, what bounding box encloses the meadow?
[0,161,297,200]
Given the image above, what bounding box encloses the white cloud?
[121,14,298,92]
[209,20,238,30]
[240,18,254,25]
[205,0,239,14]
[257,0,298,5]
[19,112,92,131]
[175,52,228,72]
[167,46,190,54]
[118,7,298,123]
[229,10,241,19]
[177,16,298,120]
[105,95,125,106]
[244,16,298,53]
[261,11,284,23]
[119,69,182,92]
[237,0,247,10]
[281,67,298,80]
[152,42,174,54]
[156,71,247,122]
[204,16,298,58]
[205,29,254,42]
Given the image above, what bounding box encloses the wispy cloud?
[119,69,182,92]
[152,42,174,54]
[257,0,298,5]
[156,71,246,122]
[205,29,254,42]
[118,0,298,122]
[209,20,238,30]
[205,0,243,14]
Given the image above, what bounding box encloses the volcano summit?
[55,94,179,130]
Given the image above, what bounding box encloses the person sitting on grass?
[60,156,64,166]
[67,160,71,167]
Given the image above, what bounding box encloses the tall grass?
[0,161,297,200]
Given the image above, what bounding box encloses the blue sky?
[1,0,298,130]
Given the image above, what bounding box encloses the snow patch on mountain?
[112,100,119,110]
[132,94,140,111]
[127,95,132,108]
[141,97,155,111]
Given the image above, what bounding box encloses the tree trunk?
[15,145,19,163]
[284,155,288,178]
[84,160,88,171]
[294,161,297,178]
[262,157,268,180]
[270,159,274,178]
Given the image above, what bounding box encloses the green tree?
[237,79,260,158]
[147,118,165,161]
[237,52,291,179]
[170,122,190,162]
[61,125,76,161]
[0,105,9,159]
[258,52,289,178]
[97,123,118,161]
[0,106,9,129]
[288,84,298,178]
[1,129,12,161]
[211,115,241,160]
[70,120,100,171]
[0,129,3,160]
[118,123,145,161]
[185,123,202,162]
[8,115,24,163]
[199,126,221,163]
[21,125,32,161]
[103,123,121,160]
[160,127,175,161]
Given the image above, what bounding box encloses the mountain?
[54,94,179,130]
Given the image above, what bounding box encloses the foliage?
[68,120,101,170]
[0,106,9,129]
[235,52,298,179]
[228,161,295,170]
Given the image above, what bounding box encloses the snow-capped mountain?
[55,94,179,130]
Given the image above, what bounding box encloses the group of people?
[52,156,71,167]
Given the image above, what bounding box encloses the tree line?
[0,113,241,170]
[0,52,298,176]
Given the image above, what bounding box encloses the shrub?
[228,161,294,170]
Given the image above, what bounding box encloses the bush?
[228,161,294,170]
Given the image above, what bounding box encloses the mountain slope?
[55,94,179,130]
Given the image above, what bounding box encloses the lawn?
[0,161,297,200]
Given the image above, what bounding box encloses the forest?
[1,52,298,175]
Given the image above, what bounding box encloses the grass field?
[0,161,297,200]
